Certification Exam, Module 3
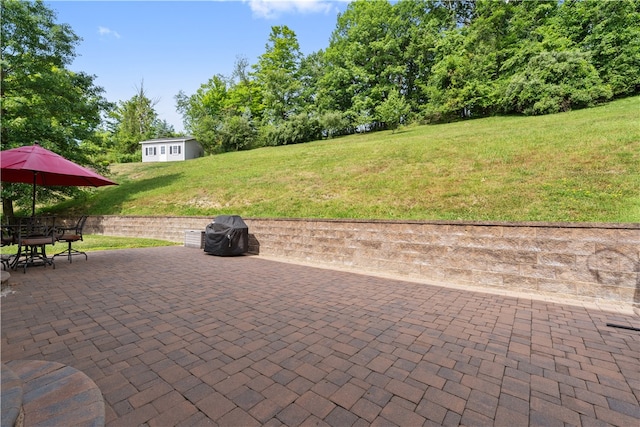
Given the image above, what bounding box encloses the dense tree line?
[178,0,639,154]
[2,0,639,199]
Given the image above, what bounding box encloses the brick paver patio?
[1,246,638,426]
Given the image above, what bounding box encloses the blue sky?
[46,1,352,132]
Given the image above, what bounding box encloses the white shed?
[140,137,204,162]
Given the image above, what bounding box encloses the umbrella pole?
[32,172,37,217]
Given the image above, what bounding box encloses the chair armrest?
[56,226,81,237]
[56,227,75,234]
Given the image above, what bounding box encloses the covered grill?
[204,215,248,256]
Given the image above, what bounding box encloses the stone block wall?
[83,216,639,306]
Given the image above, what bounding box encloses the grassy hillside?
[56,96,639,222]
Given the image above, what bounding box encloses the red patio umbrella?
[1,143,117,215]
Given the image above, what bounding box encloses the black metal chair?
[53,216,88,263]
[1,224,17,271]
[13,216,57,273]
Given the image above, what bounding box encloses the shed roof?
[139,136,197,145]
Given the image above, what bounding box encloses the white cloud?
[244,0,346,19]
[98,26,121,39]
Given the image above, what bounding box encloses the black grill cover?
[204,215,248,256]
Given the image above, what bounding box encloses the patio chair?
[1,225,16,271]
[53,216,88,263]
[13,216,57,273]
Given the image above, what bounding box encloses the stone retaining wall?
[83,216,639,306]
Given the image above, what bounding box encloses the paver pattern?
[1,246,639,426]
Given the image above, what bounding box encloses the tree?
[375,89,411,132]
[110,81,173,160]
[319,111,350,139]
[1,0,110,215]
[252,26,303,122]
[218,114,256,152]
[320,0,403,126]
[422,0,525,120]
[421,29,474,121]
[298,50,325,112]
[558,0,640,97]
[394,0,458,112]
[228,56,264,121]
[175,74,230,153]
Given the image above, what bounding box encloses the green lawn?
[51,96,640,222]
[1,235,179,256]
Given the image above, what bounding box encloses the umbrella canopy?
[1,144,117,186]
[1,144,117,215]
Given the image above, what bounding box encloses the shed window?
[170,145,181,155]
[145,147,156,156]
[160,146,165,155]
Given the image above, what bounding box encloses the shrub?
[501,50,612,115]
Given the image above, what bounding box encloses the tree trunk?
[2,198,15,223]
